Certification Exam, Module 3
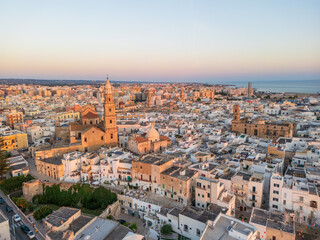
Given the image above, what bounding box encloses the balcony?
[234,192,246,197]
[249,198,257,202]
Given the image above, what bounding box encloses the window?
[207,193,210,198]
[273,198,278,202]
[252,186,256,193]
[84,138,87,142]
[184,225,188,232]
[198,193,200,197]
[202,195,204,198]
[109,108,112,112]
[196,229,201,236]
[283,200,286,205]
[101,136,104,141]
[273,190,279,194]
[272,237,276,240]
[274,184,279,188]
[110,120,112,124]
[272,205,278,209]
[299,206,303,211]
[111,133,113,139]
[299,196,304,202]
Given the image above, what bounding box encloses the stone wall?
[22,179,75,202]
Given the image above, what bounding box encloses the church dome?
[146,123,160,142]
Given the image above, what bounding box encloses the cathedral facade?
[35,77,118,161]
[231,104,293,140]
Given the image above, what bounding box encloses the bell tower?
[104,76,118,146]
[233,104,240,122]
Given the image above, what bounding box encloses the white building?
[0,210,10,240]
[195,177,235,215]
[200,213,258,240]
[269,173,320,224]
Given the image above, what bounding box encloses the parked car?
[6,205,13,212]
[13,214,21,222]
[21,225,31,234]
[0,197,5,204]
[118,219,126,224]
[27,231,35,239]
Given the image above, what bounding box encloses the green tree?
[0,174,34,194]
[161,224,172,235]
[0,138,10,178]
[129,223,137,232]
[15,197,27,208]
[34,206,52,220]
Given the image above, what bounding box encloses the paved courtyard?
[116,213,150,236]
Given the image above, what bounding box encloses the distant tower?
[180,88,185,101]
[104,76,118,146]
[232,104,240,133]
[233,104,240,122]
[248,82,253,97]
[147,90,153,108]
[169,102,174,113]
[210,91,215,100]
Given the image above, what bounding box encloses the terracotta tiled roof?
[82,111,99,119]
[160,136,171,141]
[135,136,148,143]
[70,125,91,131]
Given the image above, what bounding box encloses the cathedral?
[35,77,118,160]
[231,104,293,140]
[69,77,118,152]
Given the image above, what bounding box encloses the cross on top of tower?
[105,75,112,94]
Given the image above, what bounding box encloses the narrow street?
[0,190,44,240]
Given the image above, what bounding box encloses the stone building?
[36,156,65,180]
[35,77,118,160]
[160,166,198,204]
[131,154,179,192]
[232,104,293,140]
[0,129,28,151]
[127,123,171,155]
[249,208,295,240]
[5,110,23,128]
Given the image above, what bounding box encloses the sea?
[215,80,320,94]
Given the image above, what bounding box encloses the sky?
[1,0,320,82]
